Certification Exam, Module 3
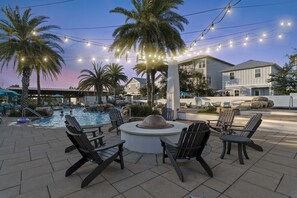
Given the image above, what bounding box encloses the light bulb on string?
[193,41,197,46]
[280,21,285,26]
[200,33,204,40]
[105,58,109,62]
[116,58,120,62]
[127,59,131,63]
[210,23,215,30]
[21,57,25,62]
[227,5,231,13]
[278,34,283,39]
[43,57,47,62]
[259,38,264,43]
[78,58,82,62]
[92,57,96,61]
[243,42,248,46]
[262,33,267,38]
[116,48,120,52]
[287,22,292,26]
[245,35,249,41]
[32,31,36,35]
[64,36,68,42]
[86,41,91,47]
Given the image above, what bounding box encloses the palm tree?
[34,45,64,106]
[109,0,188,106]
[0,6,64,109]
[78,62,111,104]
[133,61,167,105]
[106,63,128,103]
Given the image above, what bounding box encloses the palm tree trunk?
[97,86,102,104]
[114,84,117,103]
[37,69,41,106]
[151,71,156,106]
[146,72,151,107]
[21,67,31,110]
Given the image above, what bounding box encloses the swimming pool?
[32,107,110,128]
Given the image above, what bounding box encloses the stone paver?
[140,176,188,198]
[0,117,297,197]
[276,175,297,197]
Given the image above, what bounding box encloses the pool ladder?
[22,108,42,118]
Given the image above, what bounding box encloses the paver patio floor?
[0,117,297,198]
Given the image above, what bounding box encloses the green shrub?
[130,105,154,117]
[198,106,218,114]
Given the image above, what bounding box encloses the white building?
[178,55,234,90]
[221,60,280,96]
[124,77,146,95]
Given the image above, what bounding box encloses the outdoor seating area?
[0,117,296,197]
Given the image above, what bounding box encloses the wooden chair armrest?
[88,135,104,142]
[94,140,125,151]
[206,120,219,124]
[160,137,178,148]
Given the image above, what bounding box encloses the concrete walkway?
[0,117,297,198]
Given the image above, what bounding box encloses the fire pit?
[120,115,188,154]
[136,115,173,129]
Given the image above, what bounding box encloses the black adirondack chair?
[207,109,235,133]
[65,124,125,188]
[64,115,104,153]
[220,114,263,164]
[108,109,124,135]
[160,122,213,182]
[161,107,174,121]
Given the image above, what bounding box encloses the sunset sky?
[0,0,296,88]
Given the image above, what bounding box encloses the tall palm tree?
[106,63,128,102]
[0,6,64,109]
[78,62,111,104]
[133,61,167,105]
[109,0,188,106]
[34,44,64,106]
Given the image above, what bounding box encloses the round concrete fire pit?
[120,119,188,154]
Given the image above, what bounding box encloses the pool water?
[32,108,110,128]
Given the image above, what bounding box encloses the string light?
[245,35,249,41]
[227,5,232,13]
[210,23,215,30]
[92,57,96,61]
[64,36,68,42]
[43,57,47,62]
[287,21,292,26]
[78,58,82,62]
[243,42,248,46]
[32,31,36,35]
[105,58,109,62]
[200,33,204,40]
[259,38,263,42]
[86,41,91,47]
[278,34,283,39]
[262,33,267,37]
[116,58,120,62]
[280,21,285,26]
[103,46,107,50]
[21,57,25,62]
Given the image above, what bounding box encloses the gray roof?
[178,55,234,66]
[221,60,279,72]
[125,77,147,87]
[133,77,147,84]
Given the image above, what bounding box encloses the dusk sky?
[0,0,297,89]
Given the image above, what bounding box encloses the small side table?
[219,135,252,164]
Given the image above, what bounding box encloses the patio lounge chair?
[207,109,235,133]
[161,107,174,121]
[65,124,125,188]
[220,114,263,164]
[64,115,104,153]
[109,108,124,135]
[160,121,213,182]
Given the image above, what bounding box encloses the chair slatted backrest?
[65,124,103,163]
[109,109,124,128]
[65,115,83,132]
[162,107,174,121]
[176,122,210,159]
[240,114,262,138]
[217,110,235,128]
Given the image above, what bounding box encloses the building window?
[207,77,211,84]
[234,90,239,96]
[230,72,234,80]
[255,69,261,78]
